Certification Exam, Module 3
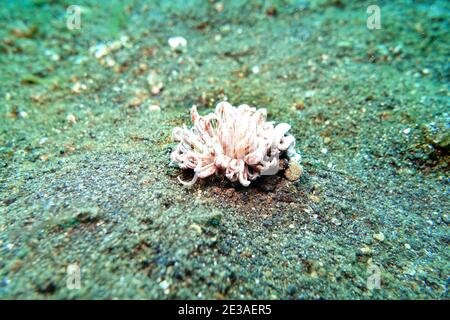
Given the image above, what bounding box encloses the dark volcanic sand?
[0,0,448,299]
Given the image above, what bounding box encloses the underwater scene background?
[0,0,448,299]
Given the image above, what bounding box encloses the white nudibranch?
[170,101,301,186]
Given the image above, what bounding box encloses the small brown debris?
[266,7,277,16]
[285,160,303,181]
[293,101,305,110]
[196,21,209,30]
[11,26,37,38]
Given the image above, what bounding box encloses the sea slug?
[170,101,298,186]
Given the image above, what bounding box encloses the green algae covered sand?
[0,0,449,299]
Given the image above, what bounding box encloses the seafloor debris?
[170,101,301,186]
[168,36,187,49]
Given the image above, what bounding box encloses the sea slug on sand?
[170,101,301,186]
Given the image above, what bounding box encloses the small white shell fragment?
[251,66,260,74]
[305,90,315,98]
[120,35,131,48]
[159,280,170,290]
[149,105,161,112]
[91,43,109,59]
[66,114,77,123]
[168,36,187,49]
[105,56,116,67]
[71,82,87,93]
[287,147,302,163]
[214,2,224,12]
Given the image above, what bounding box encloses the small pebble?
[284,159,303,181]
[105,56,116,67]
[71,82,87,93]
[159,280,170,290]
[359,246,372,255]
[66,114,76,124]
[214,2,224,13]
[147,71,164,94]
[331,218,341,226]
[91,43,110,59]
[75,207,99,222]
[373,232,385,242]
[189,223,202,235]
[151,86,162,95]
